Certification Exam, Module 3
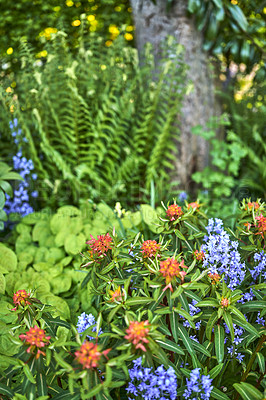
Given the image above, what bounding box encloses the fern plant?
[0,30,187,209]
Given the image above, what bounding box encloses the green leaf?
[206,311,218,340]
[223,312,235,342]
[231,315,260,338]
[23,362,36,384]
[233,382,263,400]
[209,363,224,379]
[196,299,219,308]
[177,325,199,367]
[169,312,179,343]
[0,272,6,294]
[36,372,48,396]
[126,297,154,306]
[191,340,211,357]
[214,325,225,363]
[256,352,265,374]
[156,339,185,355]
[52,391,80,400]
[227,4,248,31]
[240,301,266,313]
[0,383,15,397]
[211,387,231,400]
[0,243,17,272]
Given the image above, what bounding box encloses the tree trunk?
[130,0,220,190]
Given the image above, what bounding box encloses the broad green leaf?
[0,243,17,272]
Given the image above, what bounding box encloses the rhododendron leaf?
[211,387,231,400]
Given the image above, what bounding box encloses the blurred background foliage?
[0,0,133,74]
[0,0,265,220]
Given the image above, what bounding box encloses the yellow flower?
[124,33,133,41]
[66,0,74,6]
[72,20,81,27]
[6,47,13,55]
[87,14,95,22]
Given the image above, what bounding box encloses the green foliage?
[191,115,248,220]
[0,0,132,73]
[0,198,265,399]
[223,76,266,199]
[187,0,265,72]
[0,201,163,320]
[0,161,23,230]
[0,33,187,208]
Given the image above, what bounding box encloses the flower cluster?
[127,357,177,400]
[160,258,187,289]
[75,342,110,369]
[183,368,213,400]
[193,249,205,262]
[255,214,266,236]
[187,201,200,210]
[208,273,220,285]
[141,240,160,258]
[86,233,113,258]
[245,201,260,211]
[124,320,150,352]
[202,218,246,290]
[19,325,50,358]
[12,289,31,310]
[77,312,103,339]
[109,286,123,302]
[251,252,266,281]
[5,149,37,217]
[166,204,183,221]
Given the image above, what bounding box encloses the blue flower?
[76,312,102,339]
[251,252,266,281]
[183,368,213,400]
[127,357,177,400]
[202,218,246,290]
[179,191,188,202]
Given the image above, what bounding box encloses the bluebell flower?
[256,312,265,325]
[202,218,246,290]
[183,368,213,400]
[77,312,102,339]
[251,252,266,281]
[179,191,188,202]
[127,357,177,400]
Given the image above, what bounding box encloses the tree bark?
[130,0,220,190]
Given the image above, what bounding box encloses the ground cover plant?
[0,198,265,399]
